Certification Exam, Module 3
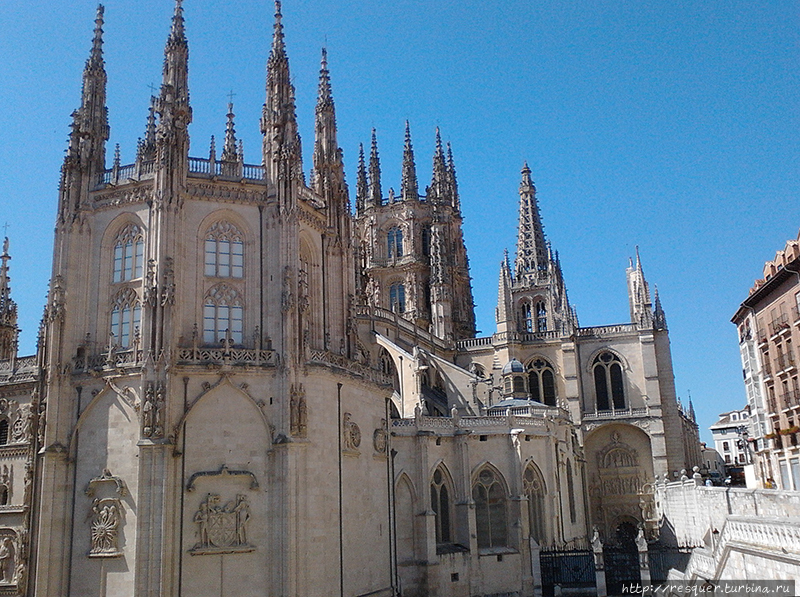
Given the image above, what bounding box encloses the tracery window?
[472,467,507,549]
[203,284,243,345]
[593,352,625,411]
[110,288,141,349]
[522,303,533,332]
[390,283,406,314]
[523,463,546,544]
[536,301,547,332]
[387,227,404,259]
[204,221,244,278]
[431,466,453,544]
[528,358,557,406]
[112,224,144,283]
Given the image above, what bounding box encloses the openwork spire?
[0,238,19,361]
[514,162,548,278]
[317,47,333,112]
[261,0,302,186]
[313,47,340,194]
[627,246,654,328]
[221,102,238,163]
[356,144,368,212]
[401,121,418,201]
[429,127,449,203]
[156,0,192,151]
[369,129,382,207]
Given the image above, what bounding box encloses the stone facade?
[732,230,800,490]
[0,3,702,596]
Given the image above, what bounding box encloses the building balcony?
[774,352,796,373]
[782,389,800,409]
[769,314,791,337]
[582,406,649,421]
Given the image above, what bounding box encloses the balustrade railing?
[769,314,790,336]
[583,407,648,420]
[73,348,143,372]
[177,346,278,367]
[98,157,266,187]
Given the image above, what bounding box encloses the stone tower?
[354,125,476,341]
[496,163,576,337]
[33,3,393,596]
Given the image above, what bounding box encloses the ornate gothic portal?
[585,425,654,541]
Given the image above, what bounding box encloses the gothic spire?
[221,102,238,163]
[627,246,654,328]
[514,162,548,278]
[313,47,341,195]
[261,0,302,187]
[356,144,368,213]
[369,129,382,207]
[447,142,460,212]
[0,238,19,361]
[75,4,110,175]
[401,121,419,201]
[654,285,667,330]
[137,96,157,162]
[429,127,449,203]
[155,0,192,167]
[496,250,514,332]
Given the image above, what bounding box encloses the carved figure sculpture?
[0,537,13,583]
[192,493,252,552]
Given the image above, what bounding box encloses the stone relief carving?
[0,535,14,584]
[596,431,639,469]
[342,413,361,453]
[190,493,254,555]
[373,419,388,455]
[0,466,11,504]
[88,498,123,557]
[142,382,165,439]
[10,404,31,444]
[289,383,307,438]
[281,266,294,312]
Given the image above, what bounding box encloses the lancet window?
[431,466,453,544]
[536,301,547,332]
[472,467,508,549]
[522,303,533,332]
[112,224,144,283]
[0,421,7,446]
[204,221,244,278]
[566,459,577,524]
[593,352,625,411]
[110,288,141,349]
[387,227,404,259]
[528,358,557,406]
[390,283,406,314]
[203,284,243,345]
[421,226,431,257]
[523,462,546,544]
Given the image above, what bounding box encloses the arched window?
[566,459,577,524]
[431,466,453,544]
[204,221,244,278]
[421,226,431,257]
[390,283,406,313]
[0,485,7,506]
[472,467,507,549]
[387,227,403,259]
[513,376,525,394]
[112,224,144,283]
[523,463,546,544]
[0,421,7,446]
[593,352,625,411]
[536,301,547,332]
[203,284,243,345]
[521,303,533,332]
[110,288,141,349]
[528,358,557,406]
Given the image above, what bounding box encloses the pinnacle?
[169,0,187,44]
[87,4,105,70]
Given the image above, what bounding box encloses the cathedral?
[0,2,700,596]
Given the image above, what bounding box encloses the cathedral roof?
[501,359,524,374]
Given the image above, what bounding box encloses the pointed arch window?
[566,459,577,524]
[390,283,406,314]
[536,301,547,332]
[387,227,404,259]
[522,302,533,332]
[593,352,625,411]
[112,224,144,283]
[472,467,508,549]
[528,358,557,406]
[204,221,244,278]
[203,284,243,345]
[523,463,546,544]
[110,288,141,349]
[431,466,453,544]
[421,226,431,257]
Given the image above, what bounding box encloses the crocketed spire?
[401,121,419,201]
[368,129,382,207]
[0,238,19,361]
[514,162,548,278]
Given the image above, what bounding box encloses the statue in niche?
[88,498,122,557]
[289,384,308,437]
[142,383,155,437]
[191,493,253,554]
[0,537,13,583]
[342,413,361,451]
[153,382,165,438]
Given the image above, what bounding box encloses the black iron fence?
[539,548,595,597]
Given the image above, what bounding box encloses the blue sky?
[0,1,798,444]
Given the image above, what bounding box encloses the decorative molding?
[87,498,124,558]
[85,469,127,498]
[186,464,259,492]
